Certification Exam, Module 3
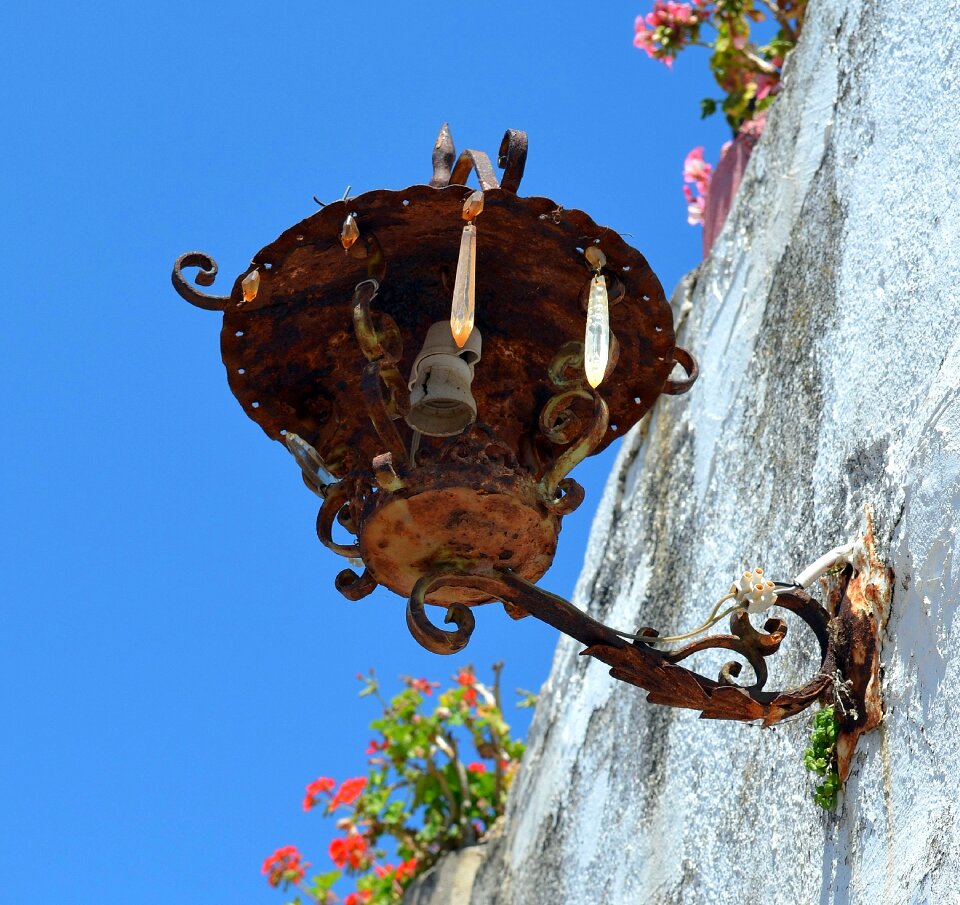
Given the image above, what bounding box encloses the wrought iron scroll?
[407,572,478,655]
[316,480,361,559]
[662,346,699,395]
[171,252,233,310]
[404,564,838,727]
[537,342,609,514]
[498,129,528,194]
[335,566,378,601]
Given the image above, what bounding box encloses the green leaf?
[308,871,341,893]
[700,98,718,119]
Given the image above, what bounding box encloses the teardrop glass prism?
[450,222,476,348]
[584,274,610,388]
[241,269,260,302]
[341,215,359,249]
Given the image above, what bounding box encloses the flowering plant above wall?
[633,0,807,240]
[262,666,532,905]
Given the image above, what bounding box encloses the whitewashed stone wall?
[462,1,960,902]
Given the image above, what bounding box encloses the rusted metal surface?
[172,138,687,482]
[359,429,561,605]
[830,517,893,781]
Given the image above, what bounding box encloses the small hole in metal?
[633,396,642,404]
[279,429,287,436]
[251,401,260,409]
[622,265,632,272]
[655,325,663,333]
[575,246,585,254]
[295,234,304,242]
[238,368,246,375]
[611,424,619,432]
[643,294,650,301]
[235,330,244,337]
[262,262,273,271]
[402,199,410,207]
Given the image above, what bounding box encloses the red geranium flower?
[261,845,309,888]
[374,862,395,879]
[329,776,367,810]
[455,668,475,686]
[344,892,372,905]
[365,738,388,756]
[329,834,368,869]
[302,776,336,811]
[395,858,419,881]
[467,761,487,774]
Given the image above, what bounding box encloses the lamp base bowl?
[358,474,560,605]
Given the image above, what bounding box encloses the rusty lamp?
[172,126,889,768]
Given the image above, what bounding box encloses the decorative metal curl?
[315,480,361,558]
[171,252,233,310]
[406,573,477,655]
[539,389,609,510]
[537,341,609,512]
[336,567,378,601]
[662,346,699,395]
[498,129,528,193]
[450,149,501,192]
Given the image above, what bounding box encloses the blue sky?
[4,2,730,903]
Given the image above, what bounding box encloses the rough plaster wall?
[468,1,960,903]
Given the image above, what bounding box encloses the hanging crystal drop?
[450,221,476,348]
[584,273,610,388]
[241,269,260,302]
[341,214,359,249]
[462,190,484,220]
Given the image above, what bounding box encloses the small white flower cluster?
[732,567,778,614]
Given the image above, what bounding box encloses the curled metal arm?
[497,129,528,193]
[315,480,361,558]
[172,252,233,310]
[539,389,609,510]
[662,346,699,395]
[449,150,501,192]
[407,573,477,655]
[336,567,378,601]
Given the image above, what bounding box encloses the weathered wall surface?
[464,1,960,903]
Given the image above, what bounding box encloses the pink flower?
[634,2,704,67]
[686,196,706,226]
[633,18,657,60]
[410,677,434,695]
[683,146,713,194]
[467,762,487,774]
[754,70,779,100]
